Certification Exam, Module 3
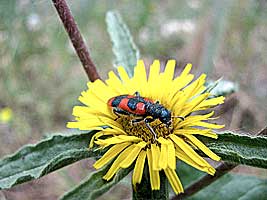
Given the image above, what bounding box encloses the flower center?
[117,116,173,143]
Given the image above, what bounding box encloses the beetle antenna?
[171,116,185,121]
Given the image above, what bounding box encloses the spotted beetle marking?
[108,92,185,141]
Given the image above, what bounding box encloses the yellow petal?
[88,79,116,102]
[132,150,146,188]
[193,96,225,111]
[163,60,176,81]
[103,145,136,180]
[95,135,142,147]
[159,60,176,101]
[147,148,160,190]
[175,147,216,175]
[106,70,129,94]
[180,63,192,77]
[157,137,168,169]
[147,60,160,98]
[173,128,218,139]
[179,93,209,118]
[151,144,161,170]
[183,74,206,100]
[120,141,147,168]
[117,66,130,83]
[192,121,225,129]
[169,75,194,108]
[67,120,105,130]
[169,134,208,166]
[164,168,184,194]
[89,128,126,148]
[132,60,147,95]
[175,111,214,129]
[167,139,176,169]
[93,142,131,169]
[183,134,220,161]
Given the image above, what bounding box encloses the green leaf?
[60,163,133,200]
[188,174,267,200]
[0,131,99,189]
[176,161,266,200]
[176,161,205,188]
[106,11,140,77]
[200,131,267,168]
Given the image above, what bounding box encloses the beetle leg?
[113,108,131,121]
[144,117,157,142]
[113,108,130,116]
[134,91,141,97]
[131,117,145,124]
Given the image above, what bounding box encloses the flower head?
[67,60,225,194]
[0,107,13,124]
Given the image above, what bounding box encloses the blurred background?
[0,0,266,199]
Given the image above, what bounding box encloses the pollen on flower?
[117,115,172,143]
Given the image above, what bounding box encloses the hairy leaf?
[201,131,267,168]
[106,11,140,77]
[176,161,267,200]
[60,163,133,200]
[0,131,99,189]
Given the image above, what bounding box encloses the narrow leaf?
[106,11,140,77]
[60,163,133,200]
[200,131,267,168]
[0,131,98,189]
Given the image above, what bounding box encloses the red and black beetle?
[107,92,184,140]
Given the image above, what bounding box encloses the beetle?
[107,92,184,141]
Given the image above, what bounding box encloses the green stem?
[133,163,169,200]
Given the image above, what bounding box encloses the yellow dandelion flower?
[0,107,13,123]
[67,60,225,194]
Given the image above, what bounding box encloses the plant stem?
[171,162,237,200]
[133,163,169,200]
[51,0,100,81]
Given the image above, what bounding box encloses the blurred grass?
[0,0,267,199]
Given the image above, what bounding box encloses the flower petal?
[175,147,216,175]
[193,96,225,111]
[132,150,146,188]
[169,134,209,166]
[103,144,136,180]
[157,137,168,169]
[175,111,214,129]
[173,128,218,139]
[167,139,176,169]
[120,141,147,168]
[191,121,225,129]
[95,135,142,147]
[94,142,131,169]
[132,60,147,95]
[147,60,160,98]
[147,148,160,190]
[164,168,184,194]
[151,144,161,170]
[183,134,220,161]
